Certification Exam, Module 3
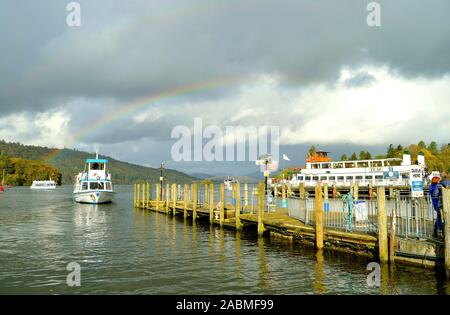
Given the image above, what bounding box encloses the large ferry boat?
[289,150,426,188]
[73,151,115,204]
[30,180,57,190]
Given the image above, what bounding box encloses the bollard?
[183,184,188,219]
[257,182,265,237]
[377,187,389,263]
[443,188,450,279]
[315,183,324,250]
[235,182,241,230]
[192,183,198,222]
[172,183,177,216]
[219,184,225,227]
[209,183,215,224]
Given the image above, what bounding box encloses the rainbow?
[42,75,245,161]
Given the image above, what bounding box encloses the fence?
[285,193,437,239]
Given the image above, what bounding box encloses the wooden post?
[209,183,215,224]
[377,186,389,263]
[389,187,394,200]
[172,183,177,216]
[354,184,359,201]
[443,188,450,279]
[141,183,145,208]
[274,184,279,198]
[315,183,324,250]
[369,184,373,200]
[192,183,198,222]
[204,183,209,206]
[156,184,160,211]
[287,183,292,197]
[235,182,241,230]
[133,184,136,207]
[282,184,286,199]
[219,184,225,227]
[177,184,181,200]
[332,184,337,199]
[146,182,150,210]
[244,184,249,207]
[257,182,265,237]
[300,182,305,199]
[389,205,396,264]
[165,183,170,213]
[183,184,188,219]
[137,183,140,208]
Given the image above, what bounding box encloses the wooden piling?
[165,183,170,213]
[287,183,292,197]
[133,184,137,207]
[204,183,209,206]
[209,183,214,224]
[369,184,373,200]
[353,184,359,201]
[137,183,140,208]
[235,182,241,230]
[219,184,225,227]
[443,188,450,279]
[156,184,160,211]
[141,183,145,208]
[172,183,177,216]
[332,184,337,199]
[377,186,389,263]
[192,183,198,222]
[282,184,286,199]
[183,184,188,219]
[244,184,249,207]
[389,205,396,264]
[146,182,150,210]
[315,183,324,250]
[274,184,279,198]
[257,182,265,237]
[177,184,181,200]
[300,182,306,199]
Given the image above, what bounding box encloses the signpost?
[410,167,424,198]
[255,154,278,206]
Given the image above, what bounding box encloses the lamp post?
[160,162,164,200]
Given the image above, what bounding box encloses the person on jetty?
[430,175,445,238]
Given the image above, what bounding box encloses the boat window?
[365,175,373,180]
[356,176,363,180]
[106,182,111,190]
[357,161,369,168]
[401,173,410,179]
[329,176,336,181]
[345,162,355,168]
[90,163,105,170]
[372,161,383,167]
[322,163,331,169]
[320,176,327,180]
[305,176,311,181]
[375,175,383,180]
[346,176,354,181]
[297,175,304,180]
[90,182,104,190]
[334,163,343,169]
[387,159,402,166]
[313,176,319,181]
[82,182,88,190]
[337,176,345,181]
[311,164,320,169]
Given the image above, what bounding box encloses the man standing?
[430,175,444,238]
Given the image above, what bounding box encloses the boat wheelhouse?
[290,151,426,188]
[73,152,115,204]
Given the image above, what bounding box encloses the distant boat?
[30,180,57,190]
[73,150,115,204]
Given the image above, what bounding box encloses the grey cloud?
[343,71,377,88]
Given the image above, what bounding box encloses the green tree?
[350,152,358,160]
[341,154,348,161]
[365,151,372,159]
[386,144,395,158]
[308,145,316,157]
[428,141,438,155]
[418,140,426,148]
[359,150,367,160]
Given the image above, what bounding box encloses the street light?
[160,162,164,200]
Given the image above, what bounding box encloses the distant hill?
[0,140,195,185]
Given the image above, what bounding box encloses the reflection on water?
[0,186,448,294]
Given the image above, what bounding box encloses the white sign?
[410,168,423,197]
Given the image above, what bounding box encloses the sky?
[0,0,449,176]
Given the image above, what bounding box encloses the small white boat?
[73,151,115,204]
[30,180,57,190]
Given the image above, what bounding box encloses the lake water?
[0,186,448,294]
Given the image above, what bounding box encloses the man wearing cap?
[430,175,444,238]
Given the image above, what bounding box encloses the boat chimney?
[96,149,99,160]
[417,151,425,166]
[402,150,411,166]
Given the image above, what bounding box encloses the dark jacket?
[430,183,443,211]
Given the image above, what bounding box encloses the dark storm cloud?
[1,0,450,115]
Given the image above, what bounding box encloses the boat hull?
[30,186,56,190]
[73,191,115,204]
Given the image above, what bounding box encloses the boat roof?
[86,159,109,163]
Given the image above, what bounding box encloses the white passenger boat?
[30,179,57,190]
[73,151,115,204]
[289,150,426,188]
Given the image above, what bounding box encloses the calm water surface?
[0,186,448,294]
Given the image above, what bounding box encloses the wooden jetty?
[133,181,450,278]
